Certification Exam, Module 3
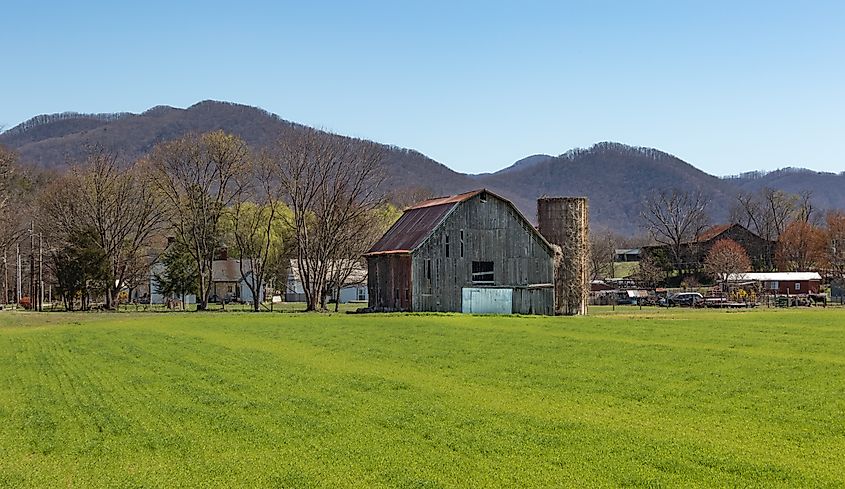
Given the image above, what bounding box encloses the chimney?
[537,197,589,316]
[215,247,229,261]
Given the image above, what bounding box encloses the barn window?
[472,261,494,284]
[480,192,487,203]
[795,283,801,291]
[394,288,399,301]
[445,235,450,258]
[460,230,464,258]
[425,259,432,280]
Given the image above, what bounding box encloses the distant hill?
[472,142,736,233]
[724,168,845,212]
[2,101,842,234]
[0,101,477,199]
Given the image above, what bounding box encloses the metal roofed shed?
[726,272,822,295]
[726,272,822,282]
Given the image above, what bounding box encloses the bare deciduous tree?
[731,188,803,269]
[588,230,618,280]
[227,153,290,312]
[826,211,845,290]
[0,145,19,305]
[0,145,14,216]
[641,189,710,274]
[636,252,665,288]
[272,129,386,311]
[775,220,827,272]
[325,205,399,311]
[150,131,250,311]
[703,238,752,284]
[40,147,164,309]
[795,190,817,224]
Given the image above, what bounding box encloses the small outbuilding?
[725,272,822,294]
[615,248,641,262]
[212,259,265,303]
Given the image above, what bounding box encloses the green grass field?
[1,308,843,488]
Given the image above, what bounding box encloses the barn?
[691,223,773,268]
[364,189,556,314]
[641,223,773,271]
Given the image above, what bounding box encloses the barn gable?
[365,189,553,257]
[366,190,482,256]
[414,190,555,257]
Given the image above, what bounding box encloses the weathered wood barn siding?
[366,254,412,310]
[511,287,554,315]
[411,192,554,314]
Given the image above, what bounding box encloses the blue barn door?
[461,288,513,314]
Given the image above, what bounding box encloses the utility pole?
[39,232,43,311]
[16,243,21,307]
[2,249,6,306]
[30,221,35,311]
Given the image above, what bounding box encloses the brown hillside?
[3,102,842,235]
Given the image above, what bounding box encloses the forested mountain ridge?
[472,142,737,233]
[0,101,477,199]
[724,168,845,212]
[2,101,841,234]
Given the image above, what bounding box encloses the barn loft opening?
[472,261,494,284]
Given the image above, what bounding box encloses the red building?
[726,272,822,294]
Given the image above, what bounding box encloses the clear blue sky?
[1,1,843,175]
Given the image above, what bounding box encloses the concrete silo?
[537,197,589,316]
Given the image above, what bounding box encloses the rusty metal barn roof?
[365,190,483,255]
[407,189,484,210]
[693,224,734,243]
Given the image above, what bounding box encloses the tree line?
[1,129,398,312]
[587,187,845,287]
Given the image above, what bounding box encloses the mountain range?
[2,100,842,235]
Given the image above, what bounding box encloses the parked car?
[659,292,704,307]
[673,292,704,307]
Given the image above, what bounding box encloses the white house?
[286,259,368,303]
[128,258,197,305]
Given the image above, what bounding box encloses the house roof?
[726,272,822,282]
[212,259,252,282]
[288,259,367,286]
[365,190,483,255]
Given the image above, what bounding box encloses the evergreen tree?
[154,243,199,309]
